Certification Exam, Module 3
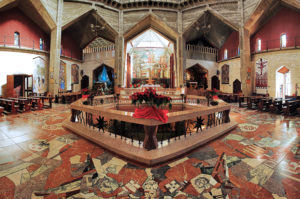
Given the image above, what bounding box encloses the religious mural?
[255,58,268,93]
[71,64,79,84]
[132,48,170,80]
[221,64,229,84]
[59,61,66,90]
[33,56,47,93]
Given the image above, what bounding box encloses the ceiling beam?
[27,0,56,30]
[0,0,17,10]
[244,0,279,35]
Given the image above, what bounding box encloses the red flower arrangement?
[81,88,90,99]
[206,88,219,100]
[131,88,172,123]
[131,88,172,109]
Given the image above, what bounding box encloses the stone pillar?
[239,0,252,96]
[114,10,124,87]
[48,0,63,95]
[177,11,184,87]
[115,36,124,87]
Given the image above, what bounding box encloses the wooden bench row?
[238,96,300,116]
[0,96,53,116]
[55,92,81,104]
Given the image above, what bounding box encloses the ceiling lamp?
[90,13,105,35]
[197,11,211,35]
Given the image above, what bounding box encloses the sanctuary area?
[0,0,300,198]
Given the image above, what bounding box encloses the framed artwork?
[221,64,229,84]
[71,64,79,84]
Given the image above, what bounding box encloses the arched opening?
[185,64,208,89]
[125,28,175,88]
[276,66,291,99]
[93,64,114,94]
[233,79,241,93]
[211,75,220,90]
[81,75,89,90]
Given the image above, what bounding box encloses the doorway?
[276,66,290,98]
[81,75,89,90]
[233,79,241,93]
[211,75,220,90]
[186,64,208,89]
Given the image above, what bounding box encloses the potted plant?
[130,88,172,123]
[206,88,219,106]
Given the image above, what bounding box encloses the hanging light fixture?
[90,12,105,35]
[196,11,211,34]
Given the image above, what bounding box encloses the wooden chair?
[0,106,4,116]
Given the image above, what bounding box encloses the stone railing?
[186,44,218,61]
[63,94,236,165]
[83,45,115,54]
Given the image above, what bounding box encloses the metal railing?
[251,36,300,54]
[0,35,49,51]
[218,49,240,62]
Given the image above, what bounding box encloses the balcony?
[0,35,49,52]
[252,36,300,54]
[218,49,240,62]
[186,45,218,61]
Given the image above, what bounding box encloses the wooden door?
[233,79,241,93]
[6,75,14,97]
[81,75,89,89]
[211,75,220,90]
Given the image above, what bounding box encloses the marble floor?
[0,104,299,199]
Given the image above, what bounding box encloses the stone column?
[177,11,184,87]
[114,10,124,87]
[239,0,252,96]
[48,0,63,95]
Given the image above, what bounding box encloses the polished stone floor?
[0,104,299,198]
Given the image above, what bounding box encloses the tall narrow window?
[257,39,261,51]
[39,38,44,50]
[14,32,20,46]
[281,34,287,48]
[224,49,228,59]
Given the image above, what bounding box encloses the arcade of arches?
[0,0,300,198]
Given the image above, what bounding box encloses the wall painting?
[59,61,66,90]
[221,64,229,84]
[33,56,47,94]
[71,64,79,84]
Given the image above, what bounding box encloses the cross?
[258,58,267,75]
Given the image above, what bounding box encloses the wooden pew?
[258,98,273,111]
[39,96,53,109]
[270,98,283,113]
[283,99,300,116]
[0,99,17,114]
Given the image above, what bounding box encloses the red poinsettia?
[206,88,219,100]
[131,88,172,109]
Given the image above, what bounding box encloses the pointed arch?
[124,13,178,43]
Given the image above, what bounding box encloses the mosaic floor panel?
[0,104,299,198]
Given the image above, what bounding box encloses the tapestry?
[255,58,268,93]
[59,61,66,90]
[71,64,79,84]
[33,56,47,94]
[221,64,229,84]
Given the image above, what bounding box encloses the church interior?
[0,0,300,198]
